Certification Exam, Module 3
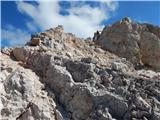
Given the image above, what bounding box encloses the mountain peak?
[121,17,132,23]
[1,18,160,120]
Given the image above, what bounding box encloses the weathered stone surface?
[88,105,113,120]
[140,32,160,70]
[46,63,74,94]
[13,46,39,62]
[66,60,96,82]
[95,17,160,71]
[95,91,128,118]
[30,37,41,46]
[0,67,56,119]
[13,47,30,62]
[111,59,129,73]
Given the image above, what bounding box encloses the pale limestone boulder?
[13,46,39,62]
[111,58,134,73]
[30,37,41,46]
[0,68,56,120]
[140,32,160,70]
[96,17,160,70]
[97,18,141,65]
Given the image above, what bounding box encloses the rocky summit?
[94,17,160,70]
[0,18,160,120]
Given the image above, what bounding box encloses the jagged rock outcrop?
[0,54,57,120]
[95,17,160,71]
[1,20,160,120]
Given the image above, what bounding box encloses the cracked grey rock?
[96,17,160,70]
[0,68,56,120]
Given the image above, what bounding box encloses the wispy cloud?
[26,22,38,32]
[2,1,118,47]
[16,0,118,38]
[2,25,30,47]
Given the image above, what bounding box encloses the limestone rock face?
[0,54,56,120]
[95,17,160,70]
[1,21,160,120]
[140,32,160,70]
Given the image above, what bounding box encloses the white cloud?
[99,0,118,11]
[2,25,30,47]
[26,22,38,32]
[1,1,118,47]
[16,0,118,38]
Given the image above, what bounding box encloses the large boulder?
[95,17,160,71]
[13,46,39,62]
[1,68,56,120]
[140,32,160,70]
[46,63,74,94]
[65,60,96,82]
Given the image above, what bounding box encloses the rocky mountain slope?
[0,17,160,120]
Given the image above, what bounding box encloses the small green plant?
[133,48,140,56]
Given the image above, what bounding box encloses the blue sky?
[1,1,160,48]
